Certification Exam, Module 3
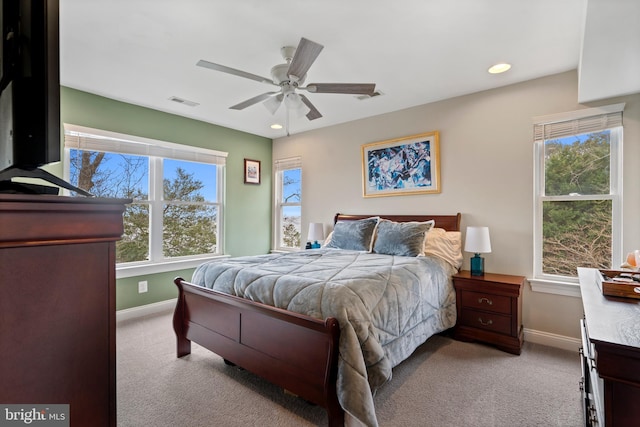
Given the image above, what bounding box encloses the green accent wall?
[59,87,273,310]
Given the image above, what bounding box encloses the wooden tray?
[597,269,640,299]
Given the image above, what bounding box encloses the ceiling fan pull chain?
[286,107,290,137]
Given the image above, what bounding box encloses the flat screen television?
[0,0,83,194]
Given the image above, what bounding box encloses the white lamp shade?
[308,223,325,242]
[263,95,282,115]
[464,226,492,253]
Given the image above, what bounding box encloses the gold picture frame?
[361,131,440,197]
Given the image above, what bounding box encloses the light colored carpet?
[116,309,583,426]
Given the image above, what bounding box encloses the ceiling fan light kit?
[197,37,376,134]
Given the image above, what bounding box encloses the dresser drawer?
[460,290,511,315]
[459,309,512,335]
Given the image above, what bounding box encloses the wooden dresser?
[0,194,128,427]
[578,267,640,427]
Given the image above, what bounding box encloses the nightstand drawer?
[460,291,511,315]
[459,309,512,335]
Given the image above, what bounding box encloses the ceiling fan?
[196,37,376,127]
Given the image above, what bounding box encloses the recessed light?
[271,123,283,129]
[488,63,511,74]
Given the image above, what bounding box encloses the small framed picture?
[244,159,261,185]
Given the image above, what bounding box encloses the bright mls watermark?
[0,405,68,426]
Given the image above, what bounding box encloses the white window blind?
[533,103,624,142]
[274,156,302,171]
[64,124,228,165]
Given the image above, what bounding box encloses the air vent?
[356,90,383,101]
[169,96,199,107]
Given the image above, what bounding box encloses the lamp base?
[470,253,484,276]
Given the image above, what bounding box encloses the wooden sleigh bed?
[173,213,461,426]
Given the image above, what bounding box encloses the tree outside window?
[273,158,302,251]
[280,168,301,248]
[69,150,219,264]
[541,131,613,276]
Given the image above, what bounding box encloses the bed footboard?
[173,277,344,426]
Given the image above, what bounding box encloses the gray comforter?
[191,249,457,427]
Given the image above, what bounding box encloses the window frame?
[531,104,624,295]
[63,124,227,278]
[273,157,302,252]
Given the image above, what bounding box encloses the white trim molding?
[524,328,581,352]
[116,255,230,279]
[116,298,177,323]
[528,278,582,298]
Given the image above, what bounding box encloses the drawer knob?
[478,317,493,326]
[478,297,493,305]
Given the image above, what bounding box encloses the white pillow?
[322,231,333,247]
[423,227,463,269]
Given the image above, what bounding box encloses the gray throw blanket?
[191,249,456,427]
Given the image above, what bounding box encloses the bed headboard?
[333,213,461,232]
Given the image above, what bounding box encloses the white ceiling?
[60,0,640,139]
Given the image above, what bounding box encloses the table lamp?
[464,226,492,276]
[308,223,324,249]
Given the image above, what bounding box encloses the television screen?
[0,0,60,173]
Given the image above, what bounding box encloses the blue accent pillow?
[326,217,380,251]
[373,219,435,257]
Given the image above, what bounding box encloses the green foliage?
[161,167,217,257]
[543,200,611,275]
[117,204,149,263]
[545,132,609,196]
[542,132,612,276]
[282,221,300,248]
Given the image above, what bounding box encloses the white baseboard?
[524,327,581,352]
[116,298,177,323]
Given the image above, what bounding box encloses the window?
[64,124,227,276]
[274,157,302,251]
[533,104,623,286]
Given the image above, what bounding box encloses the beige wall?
[272,71,640,339]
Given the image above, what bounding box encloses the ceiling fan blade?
[197,60,276,85]
[304,83,376,95]
[287,38,324,81]
[230,91,280,110]
[299,94,322,120]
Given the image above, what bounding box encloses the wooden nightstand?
[452,270,525,355]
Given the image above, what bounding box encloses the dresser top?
[578,267,640,349]
[0,194,130,246]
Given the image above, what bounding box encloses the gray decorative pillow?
[326,217,380,251]
[373,219,435,257]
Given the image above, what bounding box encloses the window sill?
[116,255,229,279]
[270,248,301,254]
[528,278,582,298]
